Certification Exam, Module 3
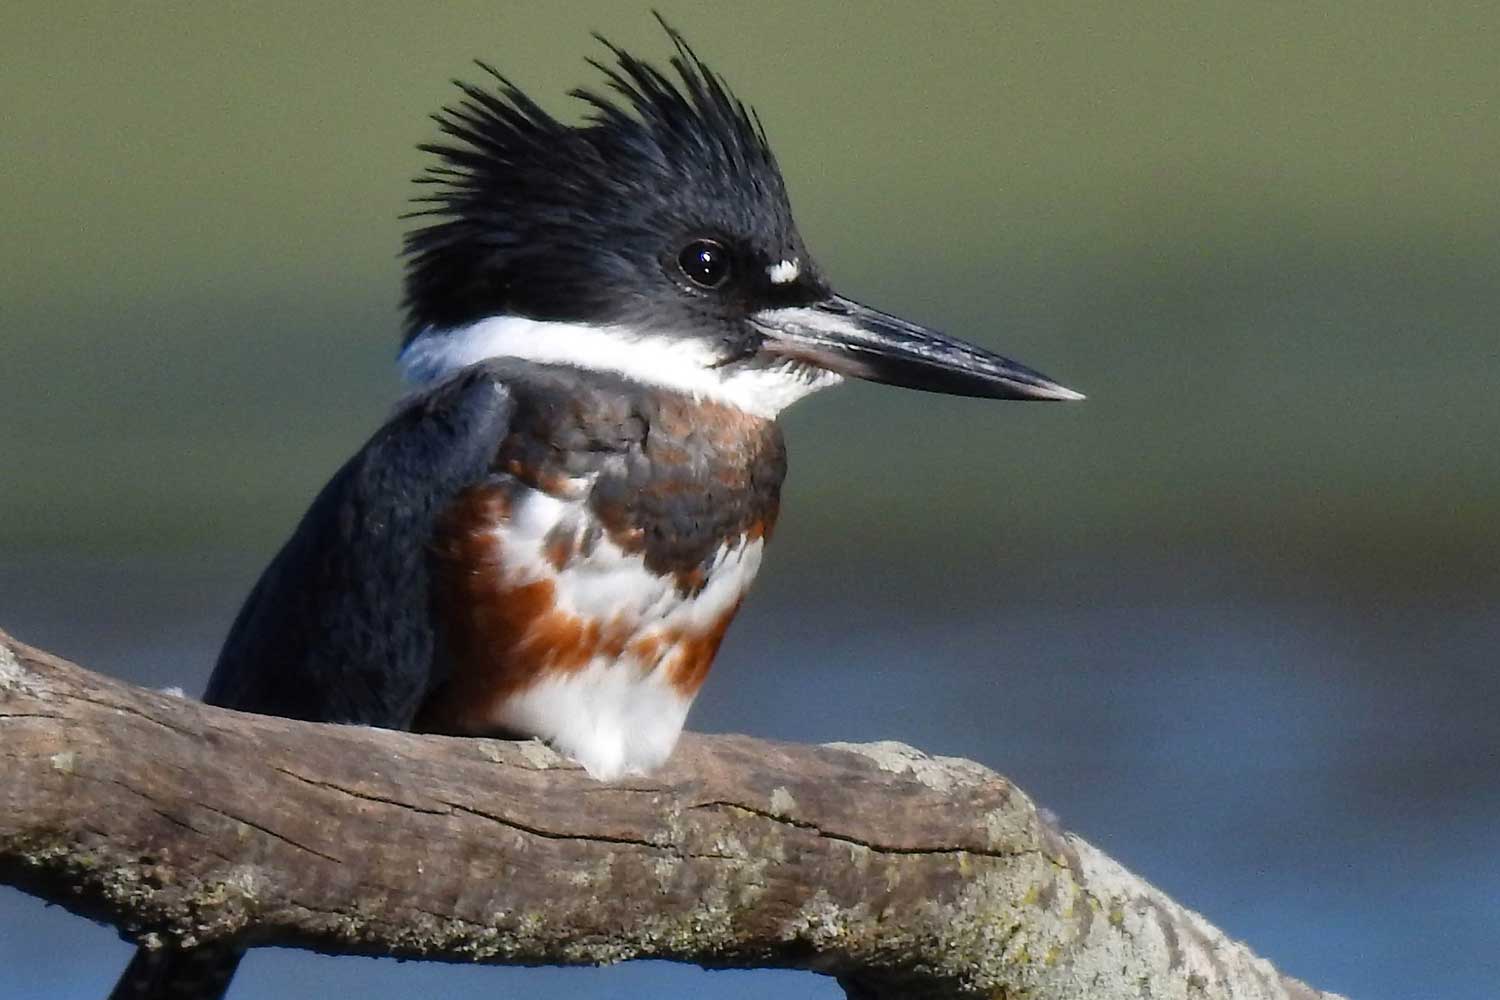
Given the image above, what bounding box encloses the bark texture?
[0,629,1342,999]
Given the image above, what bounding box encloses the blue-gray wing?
[202,366,512,728]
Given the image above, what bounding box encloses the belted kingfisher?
[109,20,1079,1000]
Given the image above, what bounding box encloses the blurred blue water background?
[3,4,1497,999]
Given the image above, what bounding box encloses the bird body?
[202,353,788,779]
[110,19,1080,998]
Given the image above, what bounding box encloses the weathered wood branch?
[0,628,1338,1000]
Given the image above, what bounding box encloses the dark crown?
[402,20,819,345]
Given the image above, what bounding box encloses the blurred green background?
[2,3,1497,999]
[6,2,1497,578]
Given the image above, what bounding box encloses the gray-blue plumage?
[204,367,514,725]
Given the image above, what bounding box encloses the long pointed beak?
[750,294,1083,401]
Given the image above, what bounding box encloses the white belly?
[484,489,764,780]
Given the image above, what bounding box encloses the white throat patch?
[400,316,842,418]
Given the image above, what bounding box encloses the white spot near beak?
[767,258,800,284]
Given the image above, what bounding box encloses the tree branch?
[0,629,1339,999]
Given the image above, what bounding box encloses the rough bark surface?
[0,629,1341,1000]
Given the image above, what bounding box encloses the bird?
[107,18,1080,1000]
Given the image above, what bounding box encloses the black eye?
[677,239,731,289]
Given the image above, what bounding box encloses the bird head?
[400,19,1082,417]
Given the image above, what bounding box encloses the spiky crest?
[401,17,803,343]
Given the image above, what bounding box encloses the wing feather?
[203,366,513,727]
